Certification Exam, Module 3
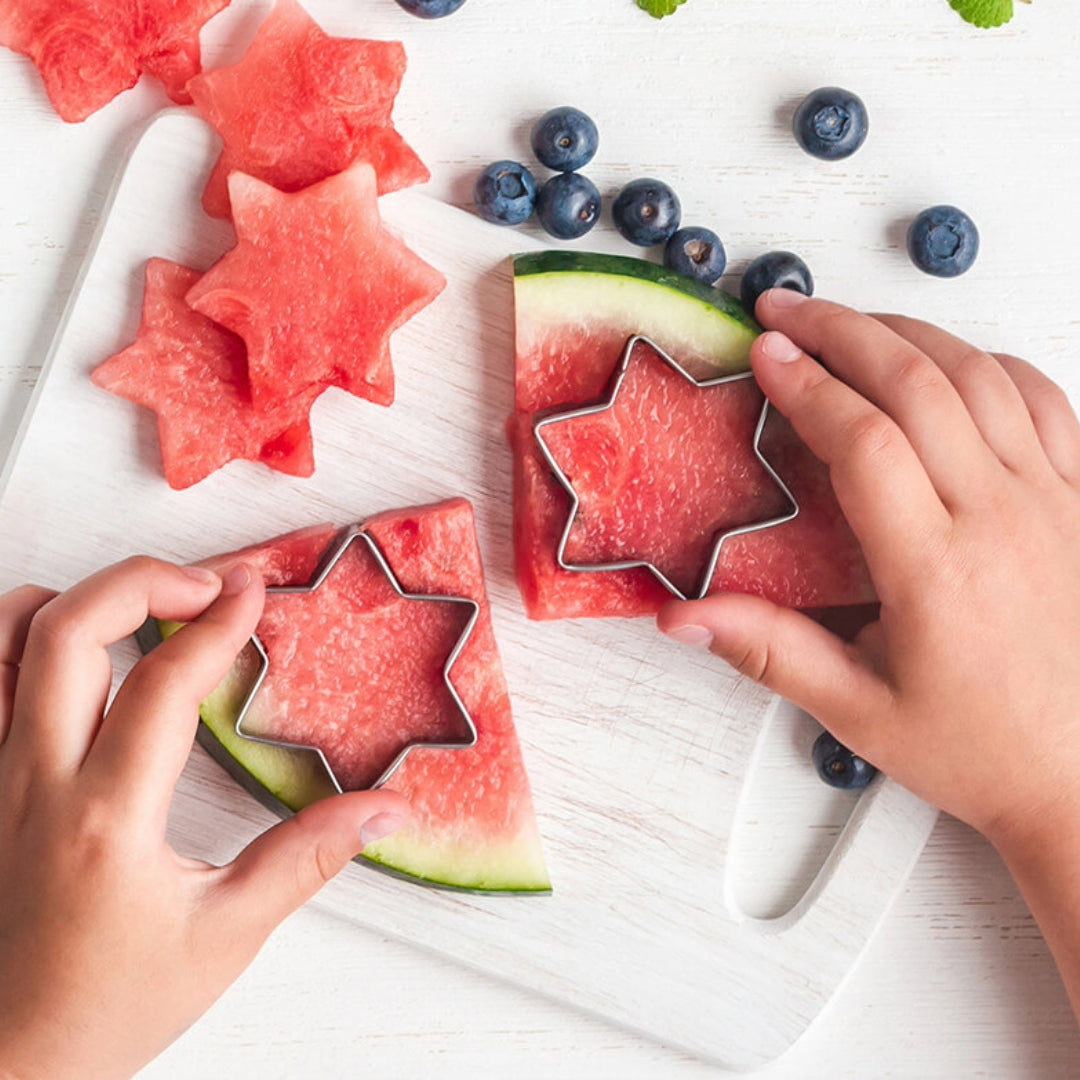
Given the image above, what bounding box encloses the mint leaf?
[637,0,687,18]
[948,0,1014,28]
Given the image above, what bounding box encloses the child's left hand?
[0,557,409,1080]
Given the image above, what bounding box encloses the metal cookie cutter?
[233,524,481,793]
[532,334,800,602]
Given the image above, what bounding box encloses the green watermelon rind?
[513,250,761,336]
[150,620,551,895]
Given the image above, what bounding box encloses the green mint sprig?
[637,0,687,18]
[948,0,1027,28]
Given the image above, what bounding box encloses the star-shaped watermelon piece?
[185,163,446,412]
[240,528,478,792]
[92,258,321,490]
[187,0,429,219]
[0,0,231,122]
[534,337,796,599]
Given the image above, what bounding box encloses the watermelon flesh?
[512,253,874,619]
[245,538,475,792]
[187,0,429,219]
[186,164,445,412]
[538,339,794,599]
[0,0,230,122]
[91,258,319,489]
[199,499,550,892]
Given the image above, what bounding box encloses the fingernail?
[181,565,219,586]
[759,331,803,364]
[665,624,714,648]
[763,286,809,309]
[221,563,251,596]
[360,810,410,849]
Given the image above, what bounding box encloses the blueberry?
[663,226,727,285]
[811,732,877,790]
[612,178,681,247]
[531,106,599,173]
[394,0,466,16]
[473,160,536,226]
[793,87,869,161]
[535,172,601,240]
[740,251,814,311]
[907,205,979,277]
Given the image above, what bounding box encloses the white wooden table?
[3,0,1080,1075]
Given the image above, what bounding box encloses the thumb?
[218,790,411,940]
[658,592,887,733]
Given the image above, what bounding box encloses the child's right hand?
[656,292,1080,1024]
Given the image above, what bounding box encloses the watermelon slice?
[91,258,320,490]
[186,164,446,412]
[0,0,230,122]
[512,252,874,619]
[185,499,550,893]
[187,0,429,219]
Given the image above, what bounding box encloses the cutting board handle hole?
[726,697,864,921]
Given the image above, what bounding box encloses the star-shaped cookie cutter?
[233,524,481,793]
[532,334,800,602]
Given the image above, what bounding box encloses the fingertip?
[180,565,221,588]
[359,802,412,849]
[753,330,804,365]
[221,562,254,597]
[755,286,810,322]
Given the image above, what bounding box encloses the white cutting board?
[0,110,937,1071]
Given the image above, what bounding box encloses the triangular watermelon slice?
[187,0,429,219]
[186,164,445,412]
[183,499,550,893]
[91,258,320,489]
[0,0,231,122]
[512,252,874,619]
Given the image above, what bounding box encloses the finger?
[8,558,223,773]
[872,314,1047,475]
[0,585,57,746]
[214,791,411,948]
[658,594,891,745]
[751,329,950,600]
[993,353,1080,485]
[84,564,264,816]
[0,584,57,662]
[756,290,1000,506]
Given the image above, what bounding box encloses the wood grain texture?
[1,0,1079,1075]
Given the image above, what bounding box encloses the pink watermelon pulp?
[186,164,445,412]
[187,0,429,220]
[512,252,874,620]
[191,499,550,893]
[91,258,319,489]
[0,0,230,122]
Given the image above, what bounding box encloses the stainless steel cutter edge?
[233,523,481,794]
[531,334,800,602]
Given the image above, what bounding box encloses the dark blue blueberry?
[812,732,877,790]
[663,226,727,285]
[612,178,681,247]
[473,160,536,226]
[394,0,466,16]
[907,205,980,277]
[793,87,869,161]
[535,172,601,240]
[740,251,814,312]
[531,106,599,173]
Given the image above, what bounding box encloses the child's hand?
[659,288,1080,845]
[0,558,410,1080]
